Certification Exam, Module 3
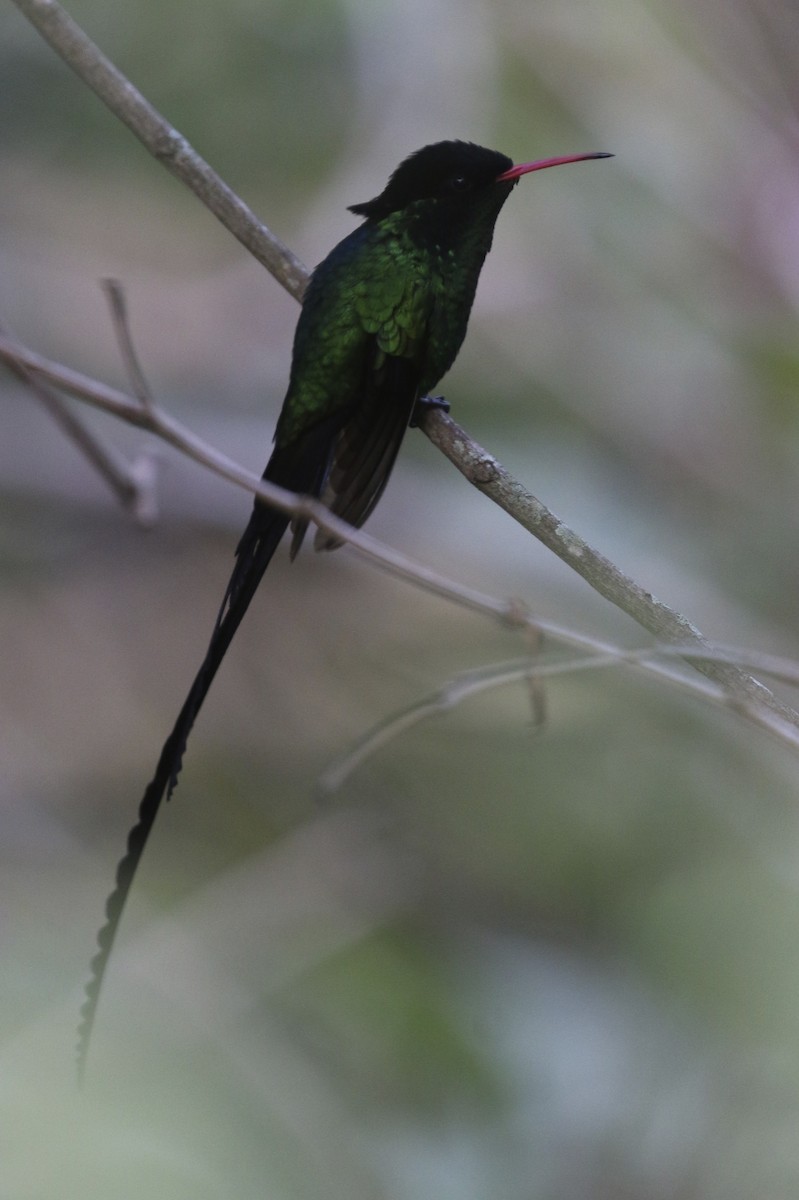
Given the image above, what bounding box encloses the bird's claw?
[410,394,450,428]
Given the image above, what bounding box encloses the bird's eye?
[448,174,471,193]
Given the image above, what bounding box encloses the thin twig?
[421,407,799,725]
[0,320,148,518]
[0,331,524,616]
[2,329,799,756]
[10,1,794,736]
[102,278,155,412]
[8,0,309,301]
[319,640,799,795]
[522,624,547,728]
[318,651,665,796]
[128,449,160,526]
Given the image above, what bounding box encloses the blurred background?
[4,0,799,1195]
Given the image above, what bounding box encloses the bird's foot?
[410,394,450,428]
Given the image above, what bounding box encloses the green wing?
[278,227,433,552]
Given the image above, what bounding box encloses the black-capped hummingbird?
[78,140,612,1071]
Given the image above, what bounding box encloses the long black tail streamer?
[76,487,296,1080]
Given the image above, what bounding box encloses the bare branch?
[421,406,799,726]
[3,329,799,755]
[13,1,789,724]
[8,0,309,300]
[0,321,150,519]
[6,0,799,751]
[319,640,799,795]
[102,278,155,413]
[0,332,525,620]
[6,2,787,716]
[318,651,686,796]
[128,449,160,526]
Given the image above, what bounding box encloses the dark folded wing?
[314,349,420,550]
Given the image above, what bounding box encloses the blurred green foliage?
[4,0,799,1196]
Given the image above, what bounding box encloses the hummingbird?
[78,140,611,1071]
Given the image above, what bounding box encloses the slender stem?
[102,278,155,413]
[6,0,799,741]
[422,408,796,721]
[3,330,799,749]
[8,0,309,301]
[0,332,516,618]
[1,322,146,516]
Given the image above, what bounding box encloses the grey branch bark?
[0,320,151,517]
[9,0,309,300]
[6,0,799,740]
[421,408,799,728]
[3,329,799,743]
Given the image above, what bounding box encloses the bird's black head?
[349,141,515,221]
